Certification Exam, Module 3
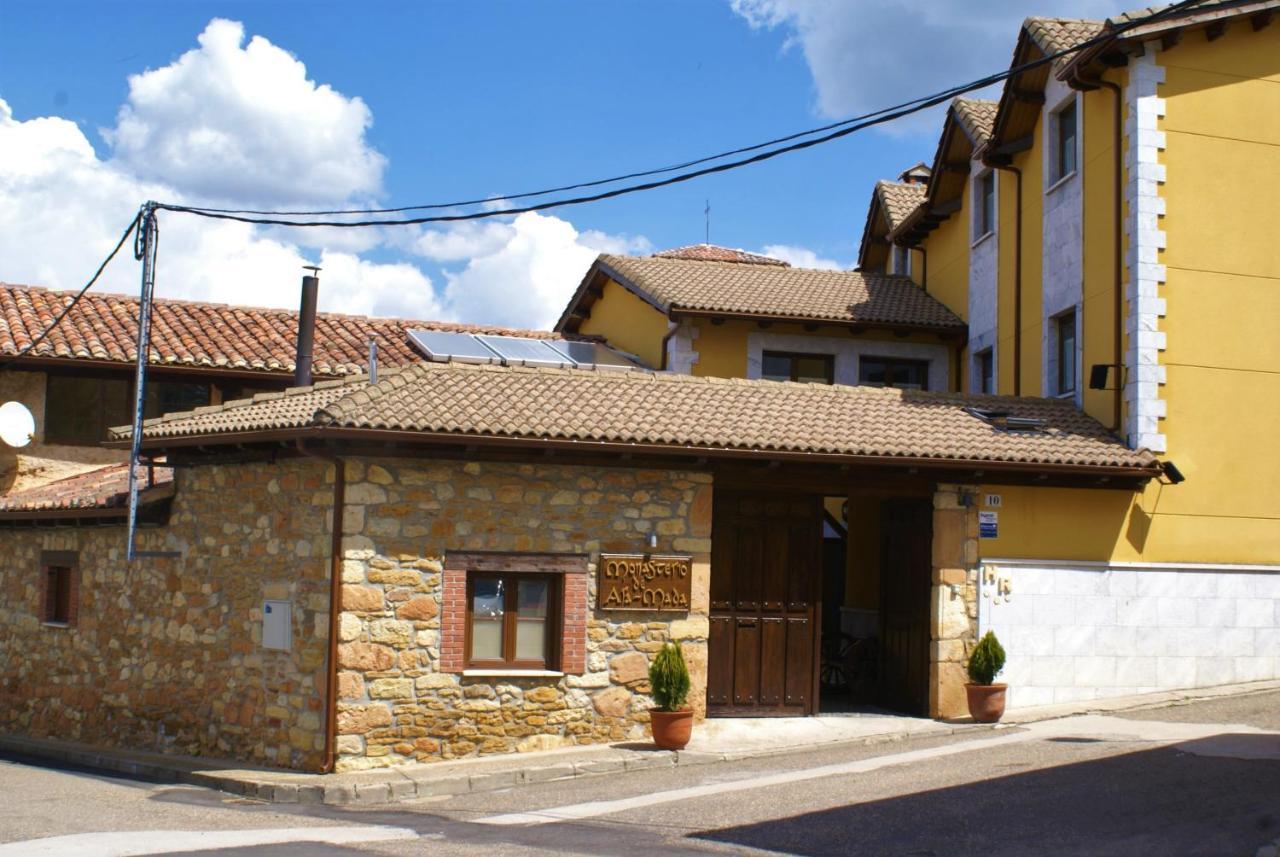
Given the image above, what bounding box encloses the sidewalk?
[2,679,1276,808]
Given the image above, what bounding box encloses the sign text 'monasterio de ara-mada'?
[597,554,692,612]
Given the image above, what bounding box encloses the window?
[891,245,910,276]
[1055,311,1077,395]
[974,171,995,238]
[44,375,130,445]
[859,357,929,391]
[761,351,834,385]
[40,552,78,627]
[1053,100,1078,182]
[976,349,994,394]
[467,572,560,670]
[44,374,211,445]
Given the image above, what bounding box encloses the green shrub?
[967,631,1007,685]
[649,642,691,711]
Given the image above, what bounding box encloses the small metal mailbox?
[263,600,292,651]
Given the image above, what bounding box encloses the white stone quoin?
[982,560,1280,708]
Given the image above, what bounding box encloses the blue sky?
[0,0,1113,327]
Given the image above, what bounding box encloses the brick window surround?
[39,550,79,627]
[441,552,588,674]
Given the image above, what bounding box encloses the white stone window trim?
[1046,306,1082,402]
[1045,169,1078,196]
[1046,91,1082,189]
[971,344,997,395]
[970,229,996,250]
[462,669,565,678]
[971,169,998,246]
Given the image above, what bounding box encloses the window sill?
[970,230,995,250]
[41,621,71,629]
[1045,171,1077,195]
[462,669,564,678]
[1053,390,1076,400]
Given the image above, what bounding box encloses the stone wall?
[930,484,981,718]
[332,458,712,772]
[0,458,332,770]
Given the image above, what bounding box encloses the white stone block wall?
[1041,79,1084,404]
[982,561,1280,708]
[968,158,998,391]
[1123,47,1169,452]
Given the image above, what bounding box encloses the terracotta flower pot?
[650,708,694,750]
[965,683,1008,723]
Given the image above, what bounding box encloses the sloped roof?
[589,254,964,330]
[876,181,928,232]
[952,98,999,148]
[652,245,790,266]
[119,362,1158,475]
[1024,16,1106,64]
[0,283,558,377]
[0,461,173,516]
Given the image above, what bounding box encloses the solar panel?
[475,335,574,368]
[407,330,501,364]
[546,340,641,370]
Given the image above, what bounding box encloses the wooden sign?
[597,554,692,612]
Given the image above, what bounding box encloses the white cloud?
[731,0,1117,134]
[0,18,648,333]
[439,213,650,330]
[759,243,844,270]
[105,18,385,206]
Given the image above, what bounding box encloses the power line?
[161,0,1207,227]
[0,212,141,373]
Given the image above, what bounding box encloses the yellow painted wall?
[980,24,1280,565]
[917,184,970,325]
[576,277,669,369]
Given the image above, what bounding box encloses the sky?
[0,0,1118,329]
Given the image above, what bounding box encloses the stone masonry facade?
[930,484,981,718]
[0,458,332,770]
[331,458,712,772]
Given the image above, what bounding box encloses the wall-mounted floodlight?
[1161,460,1186,485]
[1089,364,1112,390]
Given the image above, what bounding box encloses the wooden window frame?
[39,550,79,628]
[859,356,930,391]
[761,351,835,385]
[976,348,994,394]
[464,571,562,671]
[974,171,995,238]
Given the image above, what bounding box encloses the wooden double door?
[708,493,821,716]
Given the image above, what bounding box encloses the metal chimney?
[296,266,321,387]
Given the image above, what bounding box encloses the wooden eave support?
[1252,10,1274,31]
[1160,29,1182,51]
[1010,87,1046,105]
[1205,21,1227,41]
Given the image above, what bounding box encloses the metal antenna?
[704,199,710,245]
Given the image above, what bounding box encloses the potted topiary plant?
[965,630,1008,723]
[648,642,693,750]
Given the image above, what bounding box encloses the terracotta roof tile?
[0,283,559,377]
[952,98,999,148]
[0,462,173,514]
[1023,16,1105,69]
[597,254,963,330]
[124,362,1158,472]
[652,245,789,266]
[876,181,928,231]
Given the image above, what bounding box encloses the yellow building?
[559,2,1280,713]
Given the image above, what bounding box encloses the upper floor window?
[974,171,996,238]
[976,348,994,394]
[1054,310,1077,395]
[891,245,910,277]
[762,351,834,385]
[44,374,211,446]
[859,357,928,391]
[1052,100,1078,183]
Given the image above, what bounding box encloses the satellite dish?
[0,401,35,448]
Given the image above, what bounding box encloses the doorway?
[707,492,821,716]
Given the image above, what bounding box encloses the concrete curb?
[3,678,1277,807]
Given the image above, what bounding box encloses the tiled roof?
[122,362,1158,473]
[1023,17,1105,68]
[952,98,999,147]
[0,283,559,377]
[0,462,173,515]
[876,181,928,231]
[596,254,964,330]
[651,245,790,266]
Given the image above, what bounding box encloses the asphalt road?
[2,691,1278,857]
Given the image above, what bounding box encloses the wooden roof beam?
[1009,87,1046,105]
[1253,10,1274,31]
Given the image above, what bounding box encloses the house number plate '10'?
[597,553,693,611]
